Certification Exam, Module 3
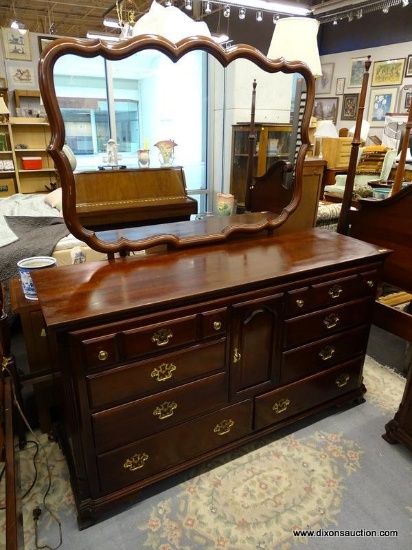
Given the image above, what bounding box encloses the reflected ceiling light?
[347,12,353,22]
[382,6,389,12]
[204,1,212,13]
[223,5,230,17]
[239,7,246,19]
[256,11,263,21]
[185,0,193,10]
[356,9,363,18]
[273,13,280,23]
[212,1,311,17]
[86,31,120,41]
[333,18,338,25]
[103,17,121,29]
[402,0,409,5]
[212,32,229,43]
[165,0,173,6]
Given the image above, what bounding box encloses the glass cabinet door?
[230,123,292,208]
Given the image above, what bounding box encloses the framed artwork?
[313,97,339,125]
[371,59,405,87]
[397,85,412,113]
[315,63,334,94]
[7,62,37,89]
[405,55,412,78]
[1,28,31,61]
[368,87,398,127]
[38,35,57,54]
[0,76,6,88]
[336,78,345,95]
[341,93,359,120]
[348,57,367,88]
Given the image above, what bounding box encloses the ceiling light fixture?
[382,6,389,12]
[256,11,263,21]
[402,0,409,6]
[273,13,280,24]
[164,0,173,6]
[223,5,230,17]
[333,18,337,25]
[10,19,27,35]
[356,8,363,19]
[347,12,353,22]
[211,1,311,17]
[185,0,193,10]
[204,1,212,13]
[103,17,122,29]
[239,7,246,19]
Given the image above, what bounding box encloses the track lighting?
[273,13,280,24]
[164,0,172,6]
[333,18,337,25]
[185,0,192,10]
[356,8,363,19]
[239,7,246,19]
[223,5,230,17]
[402,0,409,6]
[204,1,212,13]
[382,6,389,12]
[10,20,27,35]
[347,12,353,22]
[256,11,263,22]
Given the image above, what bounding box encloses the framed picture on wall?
[38,35,57,54]
[368,87,398,126]
[348,57,366,88]
[397,85,412,113]
[1,28,31,61]
[371,59,405,87]
[341,94,359,120]
[315,63,334,94]
[405,55,412,78]
[313,97,339,124]
[7,62,37,89]
[336,78,345,95]
[0,76,6,88]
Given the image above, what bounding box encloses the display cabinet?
[230,122,292,207]
[0,117,56,195]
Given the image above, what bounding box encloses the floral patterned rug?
[1,356,410,550]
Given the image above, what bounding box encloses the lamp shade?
[314,120,338,138]
[348,120,370,142]
[0,97,9,115]
[267,17,322,78]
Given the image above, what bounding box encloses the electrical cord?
[3,364,63,549]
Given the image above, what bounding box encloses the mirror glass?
[39,37,314,255]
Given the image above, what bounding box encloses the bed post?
[337,56,372,235]
[244,79,257,212]
[392,100,412,196]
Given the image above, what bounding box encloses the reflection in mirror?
[39,36,315,256]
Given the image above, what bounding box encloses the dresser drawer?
[92,372,228,452]
[285,270,378,316]
[96,399,253,494]
[87,339,226,408]
[283,298,373,348]
[254,357,363,431]
[281,325,369,384]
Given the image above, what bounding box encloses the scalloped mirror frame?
[38,35,315,256]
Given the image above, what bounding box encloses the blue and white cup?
[17,256,57,300]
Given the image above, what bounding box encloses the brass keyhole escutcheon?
[98,350,108,361]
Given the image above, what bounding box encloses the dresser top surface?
[32,228,389,330]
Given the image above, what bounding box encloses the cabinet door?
[230,293,283,399]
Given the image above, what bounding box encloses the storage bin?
[22,157,42,170]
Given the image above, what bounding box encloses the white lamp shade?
[267,17,322,78]
[348,120,370,142]
[314,120,338,138]
[0,97,9,115]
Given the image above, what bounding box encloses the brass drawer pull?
[367,280,374,288]
[233,348,241,363]
[296,299,305,308]
[213,321,222,331]
[40,328,46,337]
[323,313,340,329]
[153,401,178,420]
[272,398,290,414]
[123,453,148,471]
[151,362,177,382]
[214,419,234,436]
[98,350,108,361]
[319,345,335,361]
[335,373,350,388]
[328,285,343,299]
[152,328,173,347]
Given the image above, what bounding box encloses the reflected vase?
[216,193,235,216]
[137,149,150,167]
[154,140,177,166]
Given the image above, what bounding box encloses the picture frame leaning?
[1,27,31,61]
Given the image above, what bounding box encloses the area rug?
[1,356,411,550]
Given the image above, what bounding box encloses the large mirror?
[38,35,315,256]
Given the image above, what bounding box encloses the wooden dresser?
[32,228,389,528]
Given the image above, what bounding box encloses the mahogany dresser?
[32,227,389,528]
